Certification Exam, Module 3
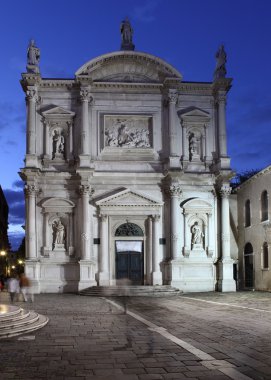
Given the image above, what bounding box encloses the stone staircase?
[0,304,49,339]
[79,285,182,297]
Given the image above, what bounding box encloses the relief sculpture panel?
[104,115,152,148]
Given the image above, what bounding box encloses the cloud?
[8,230,25,251]
[12,180,24,190]
[133,0,161,23]
[2,188,25,225]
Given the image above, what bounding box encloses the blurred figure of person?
[7,274,20,303]
[20,273,34,302]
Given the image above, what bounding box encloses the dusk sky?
[1,0,271,249]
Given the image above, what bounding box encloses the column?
[98,214,110,285]
[78,185,96,290]
[218,184,236,292]
[168,89,178,157]
[79,185,93,260]
[220,185,231,260]
[152,214,162,285]
[169,184,182,260]
[182,121,188,161]
[26,88,37,155]
[25,185,39,260]
[68,121,73,160]
[80,88,91,156]
[147,216,153,284]
[217,92,227,157]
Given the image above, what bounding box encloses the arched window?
[263,242,269,269]
[245,199,251,227]
[261,190,268,222]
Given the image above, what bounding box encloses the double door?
[115,240,143,285]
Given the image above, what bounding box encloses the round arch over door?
[115,223,144,285]
[244,243,254,288]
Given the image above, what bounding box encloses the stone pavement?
[0,291,271,380]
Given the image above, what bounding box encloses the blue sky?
[1,0,271,249]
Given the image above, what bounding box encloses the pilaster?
[168,89,180,168]
[98,214,110,285]
[79,88,92,167]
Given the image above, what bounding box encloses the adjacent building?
[237,166,271,290]
[20,21,236,293]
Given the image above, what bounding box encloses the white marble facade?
[20,39,236,293]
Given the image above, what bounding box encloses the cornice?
[178,82,213,95]
[39,79,75,89]
[93,81,163,90]
[237,165,271,191]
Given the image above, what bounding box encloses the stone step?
[0,314,49,339]
[0,304,49,339]
[80,285,182,297]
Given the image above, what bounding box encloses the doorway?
[115,240,143,285]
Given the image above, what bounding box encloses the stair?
[79,285,182,297]
[0,304,49,339]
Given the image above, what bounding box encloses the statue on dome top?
[120,18,135,51]
[214,44,227,80]
[27,39,40,74]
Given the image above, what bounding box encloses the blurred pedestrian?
[7,273,20,303]
[20,273,34,302]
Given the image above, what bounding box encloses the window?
[244,242,254,288]
[261,190,268,222]
[245,199,251,227]
[263,242,269,269]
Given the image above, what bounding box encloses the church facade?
[20,22,236,293]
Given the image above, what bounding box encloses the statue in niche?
[191,222,204,248]
[189,132,201,161]
[27,40,40,73]
[214,45,227,80]
[52,130,65,159]
[52,219,65,249]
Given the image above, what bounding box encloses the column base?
[152,271,162,285]
[24,259,40,294]
[168,156,181,169]
[98,271,110,286]
[25,154,38,167]
[78,260,97,291]
[78,154,90,167]
[217,259,236,292]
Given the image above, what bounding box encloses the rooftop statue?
[27,39,40,73]
[214,44,227,80]
[120,18,135,51]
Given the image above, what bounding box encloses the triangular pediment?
[96,189,162,207]
[76,51,182,84]
[41,106,75,117]
[178,107,210,120]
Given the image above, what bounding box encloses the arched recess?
[41,198,75,257]
[244,242,254,288]
[182,198,214,257]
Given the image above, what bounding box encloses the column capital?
[166,184,182,198]
[152,214,160,222]
[79,185,94,197]
[24,184,40,197]
[26,89,38,102]
[80,88,92,102]
[216,93,227,105]
[220,185,231,198]
[168,89,178,104]
[99,214,108,222]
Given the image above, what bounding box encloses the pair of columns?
[98,214,162,285]
[25,85,92,161]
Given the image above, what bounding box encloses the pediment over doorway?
[96,188,163,209]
